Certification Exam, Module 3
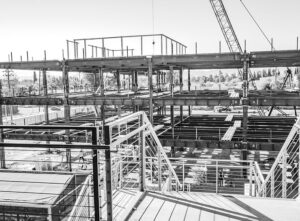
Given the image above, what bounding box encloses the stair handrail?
[258,117,300,196]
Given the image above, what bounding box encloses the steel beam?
[0,50,299,71]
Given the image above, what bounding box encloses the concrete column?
[62,61,72,171]
[148,57,153,124]
[0,82,5,169]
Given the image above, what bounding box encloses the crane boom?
[210,0,242,53]
[210,0,290,117]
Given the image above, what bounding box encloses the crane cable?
[240,0,275,50]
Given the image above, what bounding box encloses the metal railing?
[259,118,300,199]
[0,125,109,221]
[67,34,187,59]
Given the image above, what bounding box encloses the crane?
[209,0,290,117]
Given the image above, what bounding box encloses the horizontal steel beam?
[1,96,300,106]
[0,142,108,150]
[0,50,299,71]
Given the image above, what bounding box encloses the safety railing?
[0,125,110,221]
[3,106,93,126]
[67,34,187,59]
[258,118,300,199]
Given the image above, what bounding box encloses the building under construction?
[0,1,300,221]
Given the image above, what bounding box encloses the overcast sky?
[0,0,299,61]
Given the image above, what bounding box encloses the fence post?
[104,125,113,221]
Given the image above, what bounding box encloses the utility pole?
[3,69,14,123]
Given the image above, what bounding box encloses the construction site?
[0,0,299,220]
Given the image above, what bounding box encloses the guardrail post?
[104,125,113,221]
[271,170,275,197]
[249,163,253,196]
[183,161,185,192]
[298,129,300,197]
[92,127,101,220]
[216,161,218,194]
[139,114,146,191]
[282,149,287,198]
[158,149,162,191]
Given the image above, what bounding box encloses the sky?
[0,0,299,61]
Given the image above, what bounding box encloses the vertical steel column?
[179,67,183,122]
[104,126,113,221]
[188,69,191,116]
[121,37,124,57]
[102,39,106,58]
[92,127,101,220]
[62,61,72,171]
[242,53,249,177]
[161,35,163,55]
[139,114,146,191]
[99,68,105,138]
[116,70,121,93]
[42,69,50,151]
[140,36,143,55]
[170,66,175,157]
[157,71,160,91]
[0,82,5,169]
[148,57,153,124]
[165,37,168,55]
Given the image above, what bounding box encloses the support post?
[62,61,72,171]
[102,39,106,58]
[271,170,275,197]
[170,66,175,157]
[104,126,113,221]
[92,127,101,220]
[139,114,145,191]
[116,70,121,93]
[188,69,191,116]
[42,69,50,151]
[179,67,183,122]
[0,81,5,169]
[282,148,287,198]
[141,36,143,55]
[242,52,249,177]
[121,37,124,57]
[148,57,153,124]
[99,68,105,139]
